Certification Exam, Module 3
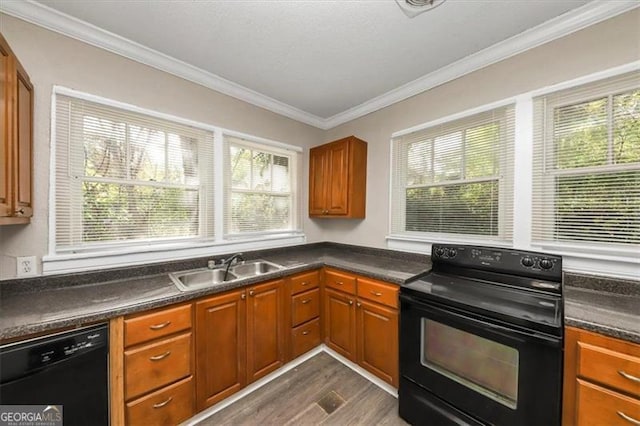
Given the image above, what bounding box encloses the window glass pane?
[129,125,166,182]
[230,146,251,189]
[407,140,433,186]
[251,151,272,191]
[555,171,640,244]
[422,319,518,409]
[272,155,290,192]
[83,116,127,179]
[613,90,640,164]
[465,123,499,178]
[230,193,290,233]
[553,98,608,169]
[406,181,499,235]
[167,134,199,185]
[434,132,462,182]
[82,182,199,242]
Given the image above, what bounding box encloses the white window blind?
[532,71,640,250]
[224,136,299,237]
[54,95,215,253]
[390,105,515,241]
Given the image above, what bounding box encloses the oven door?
[399,293,562,426]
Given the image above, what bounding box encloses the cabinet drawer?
[576,379,640,426]
[291,318,321,358]
[357,277,398,309]
[125,304,192,347]
[291,288,320,327]
[324,269,356,294]
[578,342,640,397]
[291,270,320,295]
[126,376,193,426]
[125,332,192,400]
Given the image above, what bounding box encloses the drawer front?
[125,332,192,400]
[291,288,320,327]
[324,269,356,294]
[291,318,321,358]
[357,277,398,309]
[291,270,320,295]
[576,379,640,426]
[126,376,193,426]
[578,342,640,397]
[125,304,192,347]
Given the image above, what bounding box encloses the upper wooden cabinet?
[309,136,367,218]
[0,33,33,225]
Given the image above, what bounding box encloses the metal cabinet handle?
[301,299,311,304]
[149,351,171,361]
[15,208,25,215]
[371,291,383,297]
[336,281,343,285]
[302,330,310,335]
[249,290,255,296]
[241,293,246,300]
[153,397,173,409]
[348,300,353,306]
[301,281,309,286]
[357,302,361,307]
[619,370,640,383]
[149,321,171,330]
[618,411,640,425]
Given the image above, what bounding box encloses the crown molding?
[323,0,640,129]
[2,0,638,131]
[0,0,327,129]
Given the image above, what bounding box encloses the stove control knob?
[434,247,445,257]
[540,258,553,270]
[447,248,457,258]
[521,257,534,267]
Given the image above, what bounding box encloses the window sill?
[387,235,639,280]
[42,233,306,275]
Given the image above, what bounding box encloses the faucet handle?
[207,260,217,269]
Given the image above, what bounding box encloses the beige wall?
[1,10,638,279]
[305,9,640,248]
[0,14,324,280]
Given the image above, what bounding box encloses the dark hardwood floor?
[195,352,408,425]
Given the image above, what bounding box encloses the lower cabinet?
[323,269,399,387]
[195,279,285,411]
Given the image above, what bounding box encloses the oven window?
[421,319,519,409]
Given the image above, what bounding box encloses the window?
[390,105,515,241]
[54,95,215,253]
[532,71,640,251]
[224,135,300,237]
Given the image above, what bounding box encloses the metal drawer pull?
[619,370,640,383]
[617,411,640,425]
[149,351,171,361]
[336,281,343,285]
[302,331,310,335]
[301,281,309,286]
[149,321,171,330]
[348,300,353,306]
[371,291,383,297]
[301,299,312,304]
[153,397,173,409]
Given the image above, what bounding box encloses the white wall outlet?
[16,256,37,277]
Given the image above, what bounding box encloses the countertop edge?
[564,317,640,345]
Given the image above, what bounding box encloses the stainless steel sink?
[169,259,284,292]
[169,268,238,292]
[230,260,284,277]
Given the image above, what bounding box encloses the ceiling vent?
[395,0,448,18]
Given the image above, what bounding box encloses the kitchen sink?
[169,268,238,292]
[169,259,284,292]
[229,260,284,277]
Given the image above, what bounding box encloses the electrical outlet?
[16,256,37,277]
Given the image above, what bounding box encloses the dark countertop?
[563,273,640,344]
[1,243,637,344]
[0,243,431,341]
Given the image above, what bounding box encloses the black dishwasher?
[0,323,109,426]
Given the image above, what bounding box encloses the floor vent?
[316,390,345,415]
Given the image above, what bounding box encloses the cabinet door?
[0,39,10,217]
[195,290,246,410]
[326,141,349,215]
[13,64,32,218]
[324,288,356,361]
[356,299,399,387]
[246,279,285,383]
[309,146,328,215]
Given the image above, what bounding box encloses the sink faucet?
[222,253,244,280]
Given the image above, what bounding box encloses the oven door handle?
[401,293,562,347]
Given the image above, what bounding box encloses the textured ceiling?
[34,0,592,119]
